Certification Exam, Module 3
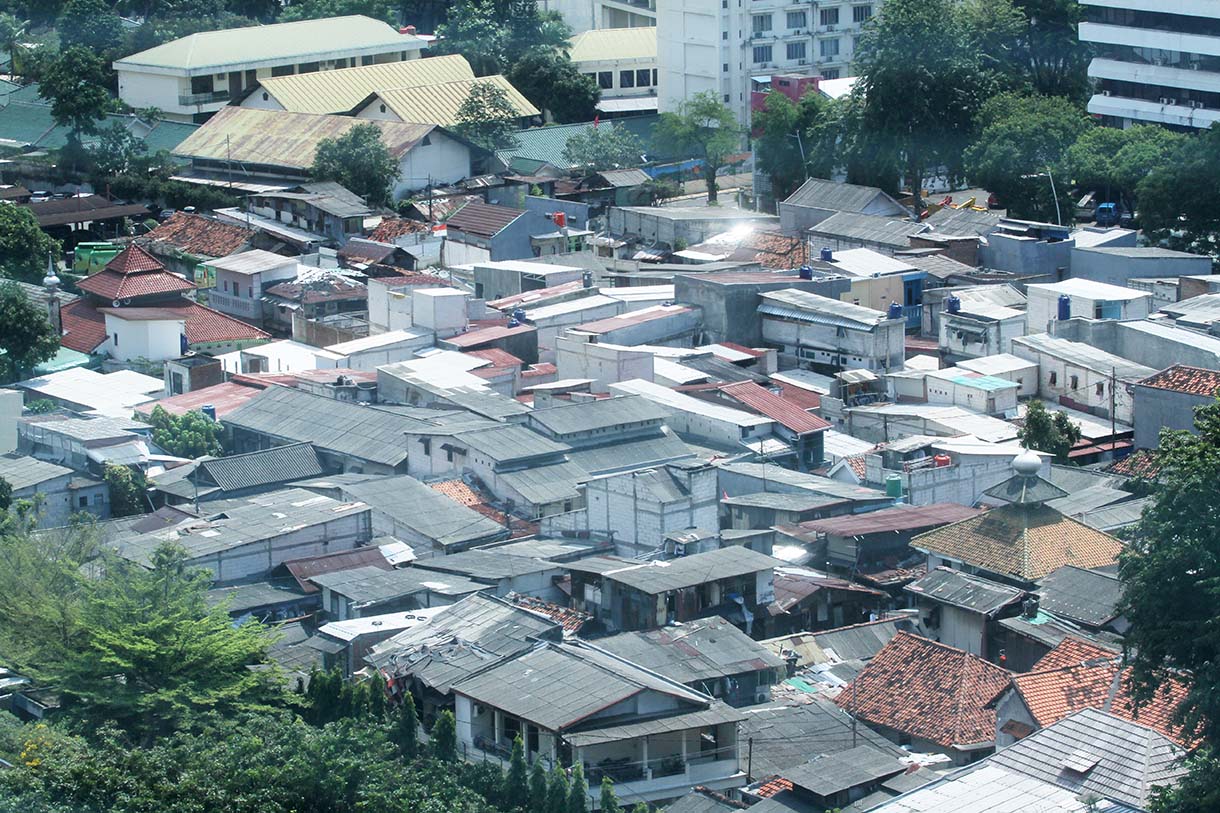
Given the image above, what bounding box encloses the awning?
[564,702,747,747]
[596,96,659,113]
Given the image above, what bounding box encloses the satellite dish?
[112,299,122,307]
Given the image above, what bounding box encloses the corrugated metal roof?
[527,395,669,437]
[567,546,780,594]
[116,15,423,72]
[279,546,392,592]
[568,26,657,63]
[718,381,830,435]
[340,475,507,549]
[369,75,538,127]
[495,115,663,169]
[173,106,434,170]
[256,54,474,114]
[905,566,1024,615]
[197,442,323,492]
[565,431,695,475]
[809,211,929,248]
[782,745,904,797]
[596,616,785,687]
[783,178,906,215]
[758,288,890,328]
[497,461,586,505]
[0,454,73,490]
[789,503,983,538]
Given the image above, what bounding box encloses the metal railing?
[178,90,231,106]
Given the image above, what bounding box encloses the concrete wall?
[761,315,905,372]
[395,132,472,197]
[1011,341,1137,425]
[608,208,778,247]
[194,511,372,585]
[14,472,109,528]
[1132,385,1208,449]
[1026,287,1151,334]
[939,312,1026,362]
[980,233,1071,285]
[103,315,186,362]
[674,275,850,347]
[556,336,655,392]
[582,465,719,554]
[0,390,22,454]
[1072,249,1212,287]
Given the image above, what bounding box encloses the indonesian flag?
[593,115,600,128]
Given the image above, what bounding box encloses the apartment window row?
[589,69,657,90]
[1101,78,1220,110]
[818,6,871,26]
[753,39,842,65]
[1097,44,1220,74]
[757,6,870,34]
[1085,6,1220,38]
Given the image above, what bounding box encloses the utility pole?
[226,133,233,196]
[1110,366,1116,441]
[746,737,754,782]
[851,678,858,748]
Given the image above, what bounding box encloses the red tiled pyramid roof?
[77,244,195,301]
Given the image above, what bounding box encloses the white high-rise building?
[657,0,875,125]
[1080,0,1220,129]
[538,0,655,34]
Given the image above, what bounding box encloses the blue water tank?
[1057,294,1071,321]
[820,246,833,262]
[200,404,216,422]
[511,307,527,322]
[798,264,813,280]
[507,317,520,328]
[887,301,903,320]
[946,294,961,314]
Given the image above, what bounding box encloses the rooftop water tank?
[798,264,813,280]
[933,453,952,468]
[511,307,527,322]
[887,301,903,320]
[885,474,903,499]
[1057,294,1071,321]
[201,404,216,422]
[820,247,833,262]
[507,317,520,328]
[946,294,961,314]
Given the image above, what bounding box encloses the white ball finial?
[1013,449,1041,476]
[42,253,59,289]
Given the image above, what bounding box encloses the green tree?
[147,405,224,458]
[566,762,587,813]
[0,283,59,383]
[599,776,617,813]
[507,47,597,124]
[25,398,56,414]
[503,734,529,809]
[959,0,1029,86]
[0,476,10,512]
[455,81,521,152]
[51,543,280,745]
[431,708,457,762]
[1014,0,1090,99]
[310,123,396,207]
[528,754,548,809]
[0,205,60,284]
[0,14,27,76]
[630,804,648,813]
[852,0,997,209]
[38,46,112,155]
[1066,124,1185,215]
[545,763,568,813]
[366,678,386,720]
[103,464,148,518]
[278,0,396,24]
[89,123,149,180]
[752,89,838,202]
[1119,398,1220,747]
[562,124,644,172]
[1149,749,1220,813]
[436,0,570,76]
[1137,127,1220,255]
[58,0,125,52]
[391,691,419,758]
[1017,400,1081,462]
[653,91,740,204]
[963,92,1089,221]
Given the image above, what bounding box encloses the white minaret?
[43,252,61,337]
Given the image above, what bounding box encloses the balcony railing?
[178,90,231,106]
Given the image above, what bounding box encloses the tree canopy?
[1134,126,1220,256]
[38,46,112,150]
[0,200,60,285]
[0,282,59,383]
[963,92,1089,221]
[1017,400,1081,462]
[507,47,597,124]
[310,123,397,207]
[435,0,569,76]
[562,124,644,172]
[752,90,839,201]
[654,91,740,204]
[147,406,224,459]
[455,82,520,152]
[1065,125,1185,214]
[103,464,148,519]
[57,0,125,52]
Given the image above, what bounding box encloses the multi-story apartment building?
[658,0,876,124]
[539,0,656,34]
[1080,0,1220,129]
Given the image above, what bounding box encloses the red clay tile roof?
[747,230,806,269]
[106,244,167,273]
[280,547,392,593]
[754,777,793,799]
[1105,449,1164,480]
[59,299,109,353]
[506,593,591,632]
[371,273,447,288]
[773,382,822,411]
[1008,638,1195,747]
[264,277,366,304]
[719,381,830,435]
[144,213,253,259]
[1137,364,1220,397]
[369,217,429,242]
[835,632,1011,749]
[910,504,1123,582]
[60,300,267,352]
[444,322,535,348]
[844,454,868,480]
[522,363,558,377]
[467,348,524,368]
[429,479,538,538]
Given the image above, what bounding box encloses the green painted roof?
[0,89,198,154]
[496,114,664,169]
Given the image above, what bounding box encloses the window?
[752,14,772,33]
[822,67,841,79]
[189,75,214,94]
[787,41,807,60]
[820,38,841,57]
[636,68,651,87]
[298,61,319,73]
[362,55,374,66]
[1070,374,1079,390]
[853,5,872,23]
[723,62,730,72]
[620,69,635,88]
[78,496,87,508]
[724,94,731,103]
[1096,382,1105,396]
[380,103,386,113]
[445,448,454,463]
[752,44,773,64]
[597,71,612,89]
[722,30,728,40]
[1049,371,1058,386]
[92,494,102,505]
[820,7,839,26]
[170,371,184,395]
[787,10,807,28]
[262,91,269,101]
[421,438,431,455]
[271,64,294,77]
[112,332,118,346]
[652,69,657,84]
[247,286,253,297]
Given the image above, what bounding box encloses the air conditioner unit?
[1101,89,1112,96]
[1160,97,1176,105]
[826,24,837,31]
[1191,100,1206,109]
[798,59,807,65]
[1190,62,1201,70]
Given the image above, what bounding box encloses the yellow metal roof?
[172,106,435,170]
[256,54,476,115]
[368,76,538,127]
[568,27,657,64]
[115,15,424,74]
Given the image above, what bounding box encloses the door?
[228,71,243,99]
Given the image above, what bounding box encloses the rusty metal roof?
[365,75,538,127]
[445,200,525,238]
